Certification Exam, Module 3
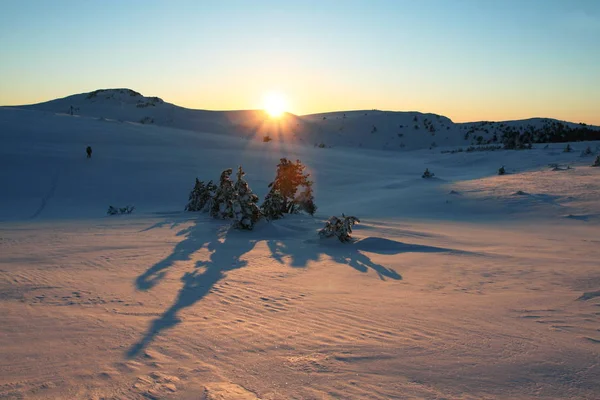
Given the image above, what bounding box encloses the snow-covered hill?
[1,94,600,399]
[8,88,600,152]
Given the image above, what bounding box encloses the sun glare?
[263,91,288,118]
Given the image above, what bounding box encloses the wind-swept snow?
[1,101,600,399]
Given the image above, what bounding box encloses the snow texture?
[1,90,600,399]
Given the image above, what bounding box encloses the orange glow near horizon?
[262,91,288,118]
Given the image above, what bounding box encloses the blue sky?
[1,0,599,123]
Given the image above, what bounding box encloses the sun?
[263,91,288,118]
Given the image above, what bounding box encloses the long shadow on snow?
[135,218,210,290]
[267,236,466,281]
[128,218,467,357]
[128,221,257,358]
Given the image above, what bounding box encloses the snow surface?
[1,92,600,399]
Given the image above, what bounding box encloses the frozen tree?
[498,166,505,175]
[592,155,600,167]
[185,178,216,212]
[261,189,285,220]
[581,146,593,157]
[232,166,261,229]
[295,181,317,216]
[319,214,360,243]
[422,168,435,178]
[211,168,235,219]
[264,158,315,215]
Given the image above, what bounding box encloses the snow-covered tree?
[232,166,261,229]
[261,189,285,220]
[592,155,600,167]
[211,169,235,219]
[422,168,435,178]
[295,181,317,216]
[264,158,315,215]
[185,178,216,212]
[319,214,360,243]
[498,166,505,175]
[581,146,594,157]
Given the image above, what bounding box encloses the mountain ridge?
[4,88,599,151]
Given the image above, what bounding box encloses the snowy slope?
[9,88,600,152]
[1,103,600,399]
[2,106,599,223]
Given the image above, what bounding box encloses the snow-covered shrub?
[211,169,235,219]
[263,158,316,215]
[232,166,261,230]
[295,181,317,216]
[261,189,285,220]
[422,168,435,178]
[581,146,594,157]
[498,166,505,175]
[107,205,134,215]
[319,214,360,243]
[564,144,572,153]
[592,155,600,167]
[185,178,216,212]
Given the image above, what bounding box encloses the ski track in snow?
[1,105,600,399]
[30,171,59,219]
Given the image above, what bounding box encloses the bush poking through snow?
[232,166,261,230]
[581,146,594,157]
[319,214,360,243]
[185,178,216,212]
[564,144,572,153]
[422,168,435,179]
[592,155,600,167]
[107,205,134,215]
[498,166,505,175]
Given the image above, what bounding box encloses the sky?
[1,0,599,124]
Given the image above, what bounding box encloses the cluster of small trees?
[185,158,316,230]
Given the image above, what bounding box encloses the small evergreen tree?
[232,166,261,230]
[592,155,600,167]
[295,181,317,216]
[319,214,360,243]
[211,168,235,219]
[422,168,435,178]
[261,189,285,220]
[498,166,505,175]
[564,144,572,153]
[581,146,593,156]
[264,158,315,215]
[185,178,216,212]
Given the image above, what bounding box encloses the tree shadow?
[128,223,258,358]
[128,217,472,357]
[267,236,474,281]
[135,217,213,291]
